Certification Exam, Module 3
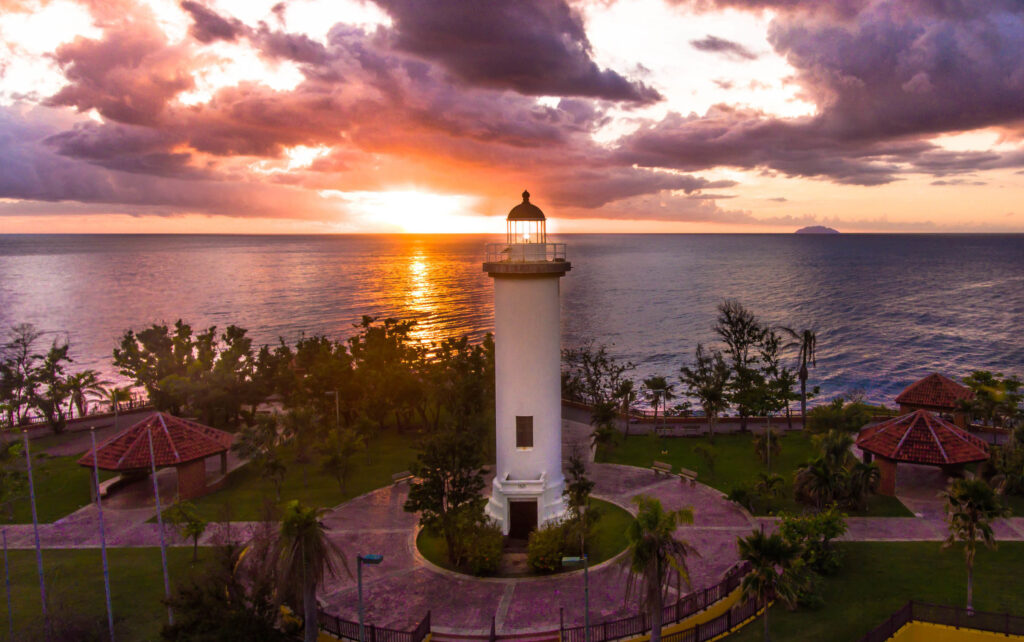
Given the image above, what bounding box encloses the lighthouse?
[484,191,571,538]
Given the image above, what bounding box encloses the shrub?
[462,520,503,576]
[777,506,847,576]
[527,522,567,573]
[806,398,874,433]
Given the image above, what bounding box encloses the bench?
[678,468,698,487]
[679,426,702,437]
[391,470,415,485]
[651,460,673,476]
[97,475,122,499]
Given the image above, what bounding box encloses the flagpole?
[3,529,12,639]
[91,428,115,641]
[21,431,46,632]
[147,428,173,625]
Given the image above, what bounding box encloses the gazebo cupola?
[506,190,546,244]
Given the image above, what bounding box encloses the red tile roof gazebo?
[856,409,988,495]
[895,373,974,418]
[79,412,234,500]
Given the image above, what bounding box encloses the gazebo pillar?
[176,459,208,500]
[220,452,227,475]
[876,456,898,496]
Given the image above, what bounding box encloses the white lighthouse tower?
[484,191,571,538]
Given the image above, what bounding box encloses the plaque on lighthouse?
[483,191,571,537]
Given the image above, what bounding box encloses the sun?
[328,189,503,233]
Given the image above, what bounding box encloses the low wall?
[890,622,1024,641]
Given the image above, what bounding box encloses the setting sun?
[325,190,502,233]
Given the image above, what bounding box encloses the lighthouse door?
[508,500,538,540]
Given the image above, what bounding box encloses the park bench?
[679,425,702,437]
[651,460,673,476]
[391,470,415,485]
[678,468,698,487]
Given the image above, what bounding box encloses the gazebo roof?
[894,373,973,411]
[79,412,233,472]
[856,409,988,465]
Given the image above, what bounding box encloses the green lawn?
[728,542,1024,642]
[1,454,115,524]
[417,498,634,576]
[597,431,912,517]
[190,428,421,521]
[1001,493,1024,517]
[0,546,196,641]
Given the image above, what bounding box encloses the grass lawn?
[1001,493,1024,517]
[2,454,115,524]
[190,428,421,521]
[597,431,913,517]
[417,498,634,576]
[728,542,1024,642]
[0,546,196,641]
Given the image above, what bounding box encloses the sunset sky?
[2,0,1024,233]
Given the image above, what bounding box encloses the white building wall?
[487,274,566,533]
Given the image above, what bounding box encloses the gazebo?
[856,409,989,496]
[894,373,974,427]
[79,412,234,500]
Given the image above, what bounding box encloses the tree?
[234,414,287,500]
[625,495,696,642]
[0,323,43,427]
[755,473,785,500]
[715,301,767,431]
[961,371,1023,428]
[738,529,802,642]
[642,376,674,425]
[805,397,873,434]
[779,327,817,421]
[589,398,619,449]
[815,430,854,469]
[31,340,73,433]
[941,478,1009,613]
[317,426,366,493]
[563,452,596,553]
[793,458,841,511]
[777,506,847,576]
[0,440,26,520]
[752,429,781,468]
[162,539,293,641]
[693,443,716,477]
[104,385,133,431]
[404,427,486,567]
[280,407,323,487]
[561,342,635,409]
[679,345,730,441]
[845,461,880,511]
[165,501,209,562]
[64,369,110,419]
[615,379,638,436]
[277,501,348,642]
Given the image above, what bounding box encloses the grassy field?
[0,546,196,641]
[190,428,421,521]
[597,431,912,517]
[417,498,634,576]
[1,454,115,524]
[1001,493,1024,517]
[729,542,1024,642]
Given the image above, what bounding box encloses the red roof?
[79,412,233,471]
[894,373,974,411]
[856,409,988,465]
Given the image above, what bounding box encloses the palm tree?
[679,345,730,442]
[794,457,840,510]
[738,529,802,642]
[103,386,132,431]
[815,430,854,469]
[779,327,816,422]
[65,370,111,419]
[277,500,349,642]
[845,461,880,511]
[625,495,697,642]
[941,478,1009,613]
[642,376,674,427]
[615,379,638,437]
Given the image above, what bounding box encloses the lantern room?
[506,190,546,244]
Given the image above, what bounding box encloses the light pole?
[325,390,340,427]
[563,555,589,642]
[90,428,115,641]
[357,553,383,642]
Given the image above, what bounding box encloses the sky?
[2,0,1024,234]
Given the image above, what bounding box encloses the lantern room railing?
[485,243,567,263]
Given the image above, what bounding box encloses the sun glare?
[322,190,501,233]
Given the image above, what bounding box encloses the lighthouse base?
[486,472,567,537]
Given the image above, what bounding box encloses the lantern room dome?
[508,190,546,221]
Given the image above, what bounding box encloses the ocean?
[0,233,1021,406]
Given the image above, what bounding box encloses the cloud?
[371,0,662,104]
[179,1,248,43]
[690,35,758,60]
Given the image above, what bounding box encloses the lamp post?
[90,428,115,641]
[357,553,383,642]
[325,390,340,427]
[562,555,589,642]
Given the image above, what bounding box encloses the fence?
[857,601,1024,642]
[318,609,431,642]
[560,561,751,642]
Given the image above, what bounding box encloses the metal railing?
[858,601,1024,642]
[484,242,567,263]
[318,609,431,642]
[560,561,751,642]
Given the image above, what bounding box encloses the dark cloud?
[690,35,758,60]
[371,0,662,104]
[930,179,986,186]
[180,1,248,43]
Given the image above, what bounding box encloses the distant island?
[795,225,840,234]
